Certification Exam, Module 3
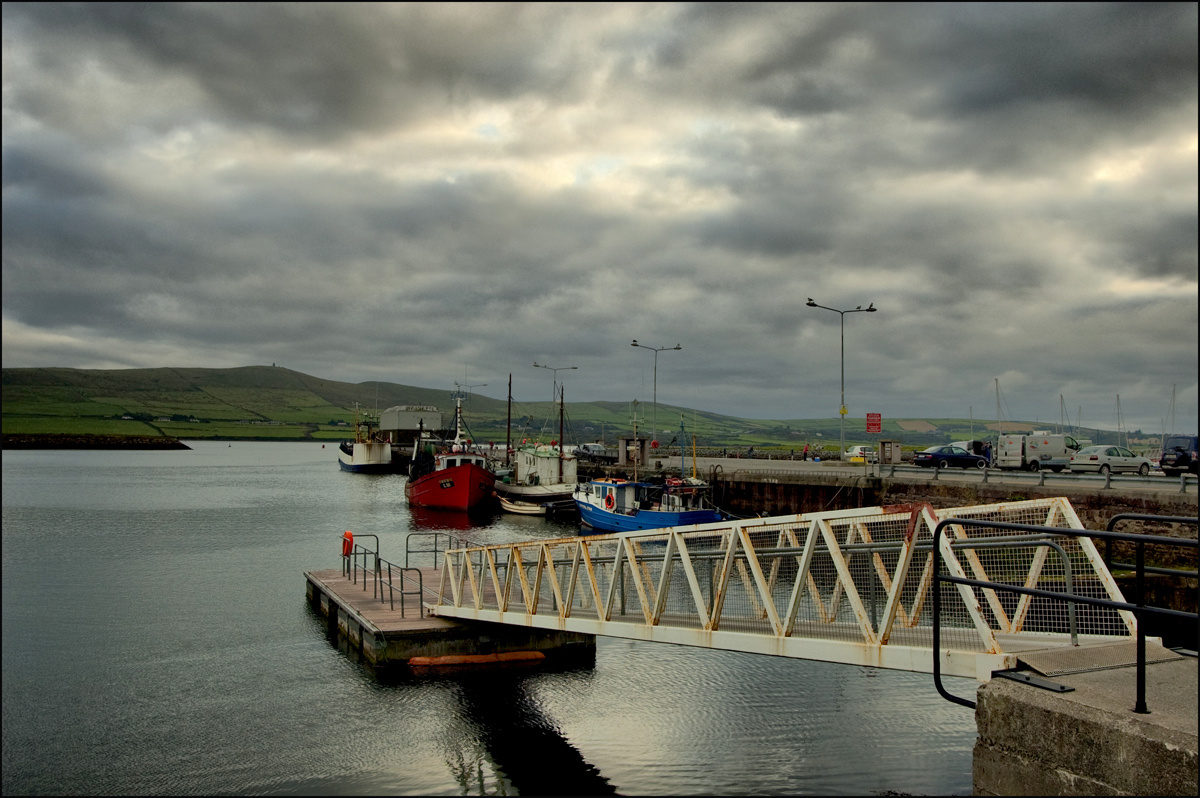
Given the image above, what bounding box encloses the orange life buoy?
[341,530,354,557]
[604,494,614,509]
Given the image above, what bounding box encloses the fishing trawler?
[405,394,495,511]
[573,408,723,532]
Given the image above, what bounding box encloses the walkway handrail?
[343,533,379,591]
[932,517,1198,712]
[378,556,424,617]
[405,532,461,569]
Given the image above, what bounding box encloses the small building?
[380,405,443,443]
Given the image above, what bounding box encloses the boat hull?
[497,496,548,515]
[493,481,575,503]
[405,463,496,511]
[338,441,395,473]
[576,499,722,533]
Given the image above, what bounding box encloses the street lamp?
[630,340,681,440]
[805,298,877,460]
[532,362,576,405]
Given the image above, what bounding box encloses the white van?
[996,433,1082,472]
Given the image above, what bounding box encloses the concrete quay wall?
[973,659,1198,796]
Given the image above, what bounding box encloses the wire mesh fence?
[435,498,1135,661]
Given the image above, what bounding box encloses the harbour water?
[2,441,976,795]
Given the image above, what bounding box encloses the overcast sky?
[3,3,1196,434]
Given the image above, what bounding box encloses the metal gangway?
[430,498,1142,680]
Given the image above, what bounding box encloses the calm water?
[2,442,976,795]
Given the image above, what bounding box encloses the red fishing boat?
[405,394,496,511]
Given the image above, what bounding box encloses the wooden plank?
[307,568,457,633]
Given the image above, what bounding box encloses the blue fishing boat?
[573,476,724,533]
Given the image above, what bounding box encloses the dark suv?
[1159,434,1199,477]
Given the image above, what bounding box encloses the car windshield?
[921,447,941,453]
[1164,436,1194,450]
[1077,445,1106,454]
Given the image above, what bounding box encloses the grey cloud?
[4,3,590,141]
[2,3,1195,432]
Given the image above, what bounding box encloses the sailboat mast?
[995,378,1002,436]
[559,385,565,483]
[679,414,685,476]
[506,373,512,467]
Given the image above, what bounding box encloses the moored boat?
[573,475,724,533]
[337,407,394,473]
[573,408,723,532]
[493,376,579,513]
[405,394,496,511]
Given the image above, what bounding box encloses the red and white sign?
[866,413,882,433]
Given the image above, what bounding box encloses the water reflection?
[446,668,616,796]
[407,504,500,532]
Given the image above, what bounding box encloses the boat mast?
[631,400,640,482]
[411,419,423,476]
[452,393,464,445]
[506,373,512,467]
[995,378,1002,436]
[559,384,565,483]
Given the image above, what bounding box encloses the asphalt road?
[623,454,1198,497]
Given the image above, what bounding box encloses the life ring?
[604,494,615,510]
[341,530,354,557]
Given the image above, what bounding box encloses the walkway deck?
[428,497,1146,680]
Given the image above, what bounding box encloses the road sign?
[866,413,882,433]
[840,405,848,416]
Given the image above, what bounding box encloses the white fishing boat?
[337,406,394,473]
[493,377,579,514]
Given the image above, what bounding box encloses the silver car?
[1069,445,1153,475]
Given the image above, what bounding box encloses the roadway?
[625,454,1198,497]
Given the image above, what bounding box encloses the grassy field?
[2,365,1147,450]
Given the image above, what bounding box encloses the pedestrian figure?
[803,443,810,461]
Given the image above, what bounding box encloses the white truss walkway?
[430,498,1136,680]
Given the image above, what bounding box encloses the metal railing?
[708,463,1197,492]
[932,517,1198,712]
[340,533,427,618]
[430,498,1138,679]
[884,464,1196,492]
[406,532,465,569]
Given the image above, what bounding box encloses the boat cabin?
[436,450,489,470]
[584,477,712,516]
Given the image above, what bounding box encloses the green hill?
[1,365,1141,450]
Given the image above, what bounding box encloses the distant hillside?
[2,365,1144,449]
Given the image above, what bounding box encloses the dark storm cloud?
[2,3,1196,432]
[4,3,583,141]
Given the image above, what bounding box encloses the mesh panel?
[436,498,1133,657]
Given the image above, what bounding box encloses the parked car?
[573,443,616,463]
[1068,445,1153,475]
[844,445,877,462]
[1159,434,1199,477]
[912,445,988,469]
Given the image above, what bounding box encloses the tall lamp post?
[630,340,681,440]
[805,298,877,460]
[532,362,576,405]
